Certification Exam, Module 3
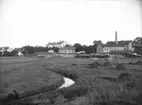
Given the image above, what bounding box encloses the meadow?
[0,56,142,105]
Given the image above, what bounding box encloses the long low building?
[59,46,76,54]
[96,31,134,54]
[102,41,134,53]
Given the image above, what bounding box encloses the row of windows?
[103,47,126,51]
[60,50,75,53]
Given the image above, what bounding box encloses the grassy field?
[0,56,142,105]
[0,57,64,101]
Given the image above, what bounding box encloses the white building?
[102,31,134,53]
[17,52,23,56]
[46,41,71,48]
[59,46,75,54]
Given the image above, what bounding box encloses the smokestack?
[115,31,118,44]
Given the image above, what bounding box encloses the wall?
[103,47,126,53]
[96,45,103,54]
[59,49,75,54]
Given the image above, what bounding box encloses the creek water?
[58,77,75,89]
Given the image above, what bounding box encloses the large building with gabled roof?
[102,31,134,53]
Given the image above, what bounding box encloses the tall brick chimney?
[115,31,118,44]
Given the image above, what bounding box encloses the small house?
[59,47,75,54]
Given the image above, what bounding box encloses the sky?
[0,0,142,48]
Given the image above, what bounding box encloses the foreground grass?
[1,57,142,105]
[42,58,142,105]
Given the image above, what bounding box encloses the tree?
[65,44,71,47]
[132,37,142,55]
[21,45,36,54]
[134,46,142,55]
[93,40,103,46]
[87,45,95,54]
[2,49,18,56]
[52,47,59,53]
[73,43,83,52]
[35,46,49,52]
[10,50,18,56]
[82,45,87,53]
[3,47,10,51]
[0,52,3,56]
[132,37,142,47]
[3,51,12,56]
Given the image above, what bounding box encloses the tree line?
[0,36,142,56]
[0,46,59,56]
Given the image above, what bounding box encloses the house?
[102,31,134,53]
[46,41,70,48]
[96,44,103,54]
[17,51,23,56]
[59,46,76,54]
[103,44,126,53]
[48,50,54,53]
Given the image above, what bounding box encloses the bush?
[118,73,137,90]
[0,52,2,56]
[88,62,99,69]
[72,64,77,66]
[103,61,112,67]
[118,73,133,81]
[59,85,88,101]
[136,60,142,65]
[116,64,127,70]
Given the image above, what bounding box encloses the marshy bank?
[1,57,142,105]
[43,66,93,101]
[42,61,142,105]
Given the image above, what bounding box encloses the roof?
[47,41,65,45]
[103,40,132,48]
[103,44,125,47]
[106,40,132,45]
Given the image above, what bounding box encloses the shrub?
[103,61,112,67]
[118,73,133,81]
[87,83,135,105]
[116,64,127,70]
[89,63,98,68]
[118,73,137,90]
[72,64,77,66]
[136,60,142,65]
[88,62,101,68]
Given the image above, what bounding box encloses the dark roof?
[103,44,125,47]
[103,40,132,47]
[106,40,132,45]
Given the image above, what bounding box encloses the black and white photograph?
[0,0,142,105]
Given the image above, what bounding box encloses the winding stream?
[58,77,75,89]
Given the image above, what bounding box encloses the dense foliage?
[132,37,142,55]
[0,46,59,56]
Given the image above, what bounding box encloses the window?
[114,47,116,50]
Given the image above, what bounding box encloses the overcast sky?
[0,0,141,48]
